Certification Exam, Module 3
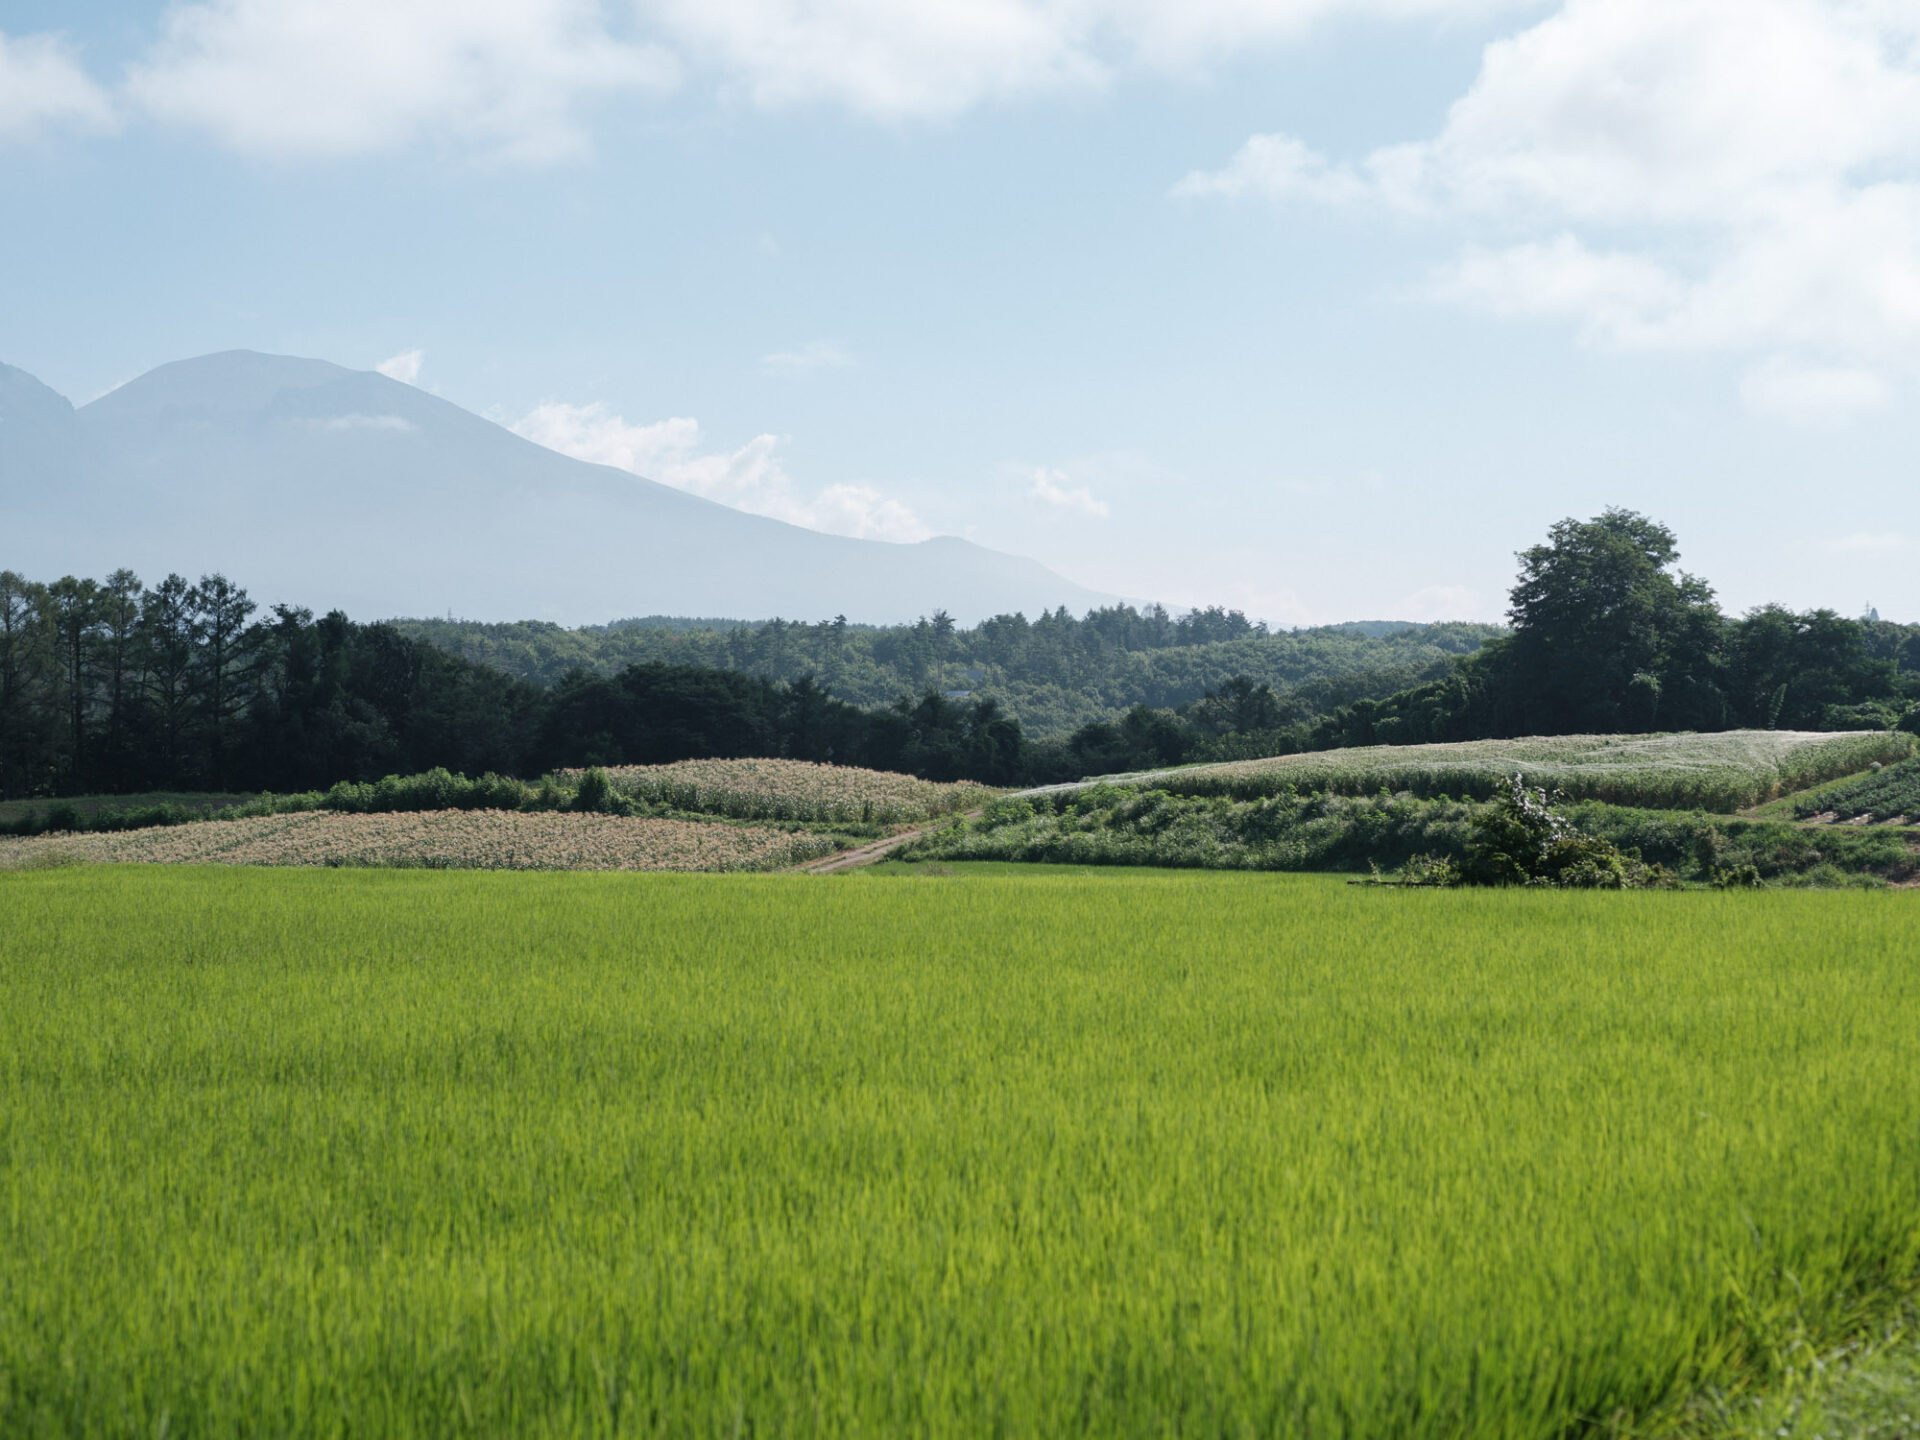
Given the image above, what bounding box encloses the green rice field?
[3,865,1919,1437]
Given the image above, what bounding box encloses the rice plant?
[3,867,1918,1437]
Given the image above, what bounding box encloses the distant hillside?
[393,607,1505,738]
[0,350,1116,625]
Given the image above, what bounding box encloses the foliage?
[911,783,1920,885]
[1503,507,1726,734]
[392,607,1502,739]
[4,869,1920,1435]
[0,570,1037,796]
[1454,776,1662,888]
[0,811,833,871]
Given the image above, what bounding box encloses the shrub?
[1457,777,1662,889]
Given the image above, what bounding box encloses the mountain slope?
[0,351,1115,624]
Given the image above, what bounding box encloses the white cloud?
[643,0,1533,119]
[1183,0,1920,397]
[1172,133,1369,203]
[376,348,424,384]
[0,31,115,140]
[759,340,853,377]
[1740,354,1892,424]
[125,0,677,161]
[512,400,930,542]
[1028,466,1110,518]
[1429,235,1687,347]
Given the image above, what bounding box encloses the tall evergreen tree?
[140,575,199,785]
[190,575,256,788]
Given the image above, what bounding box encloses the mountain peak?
[80,350,364,422]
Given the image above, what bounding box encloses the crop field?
[3,867,1918,1436]
[0,809,835,872]
[1791,757,1920,825]
[571,756,995,823]
[1039,729,1916,812]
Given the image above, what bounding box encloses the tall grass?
[2,868,1919,1436]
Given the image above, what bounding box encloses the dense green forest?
[0,571,1029,797]
[392,608,1501,738]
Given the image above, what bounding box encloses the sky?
[4,0,1918,626]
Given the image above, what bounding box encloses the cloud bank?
[1179,0,1920,420]
[513,400,929,543]
[123,0,677,161]
[7,0,1528,157]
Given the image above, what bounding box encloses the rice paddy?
[3,865,1918,1437]
[1037,729,1916,812]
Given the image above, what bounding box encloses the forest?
[0,571,1028,797]
[3,511,1915,797]
[392,607,1500,737]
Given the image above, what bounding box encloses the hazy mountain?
[0,351,1117,625]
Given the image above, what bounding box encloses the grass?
[4,867,1920,1437]
[910,786,1920,885]
[1711,1307,1920,1440]
[1037,730,1917,812]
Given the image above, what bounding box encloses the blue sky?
[5,0,1919,624]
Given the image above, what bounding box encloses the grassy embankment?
[915,731,1920,883]
[3,866,1918,1435]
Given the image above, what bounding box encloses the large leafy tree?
[1503,509,1726,733]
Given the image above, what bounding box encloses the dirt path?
[793,810,980,874]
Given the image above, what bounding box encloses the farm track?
[795,811,981,873]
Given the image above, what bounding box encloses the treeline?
[11,513,1906,800]
[392,607,1501,738]
[1304,511,1920,750]
[0,571,1028,797]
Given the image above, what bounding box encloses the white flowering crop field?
[0,809,836,872]
[571,757,995,824]
[1033,729,1916,812]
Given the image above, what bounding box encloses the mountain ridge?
[0,350,1118,625]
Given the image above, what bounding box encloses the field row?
[0,809,836,872]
